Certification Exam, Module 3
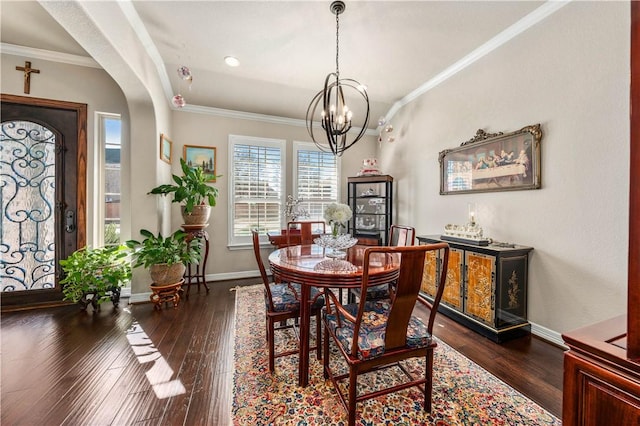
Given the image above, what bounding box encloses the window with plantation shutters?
[293,141,339,222]
[229,135,285,246]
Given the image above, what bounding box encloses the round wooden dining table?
[268,244,400,387]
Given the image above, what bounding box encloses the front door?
[1,94,87,309]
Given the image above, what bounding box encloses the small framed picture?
[183,144,217,182]
[160,133,172,164]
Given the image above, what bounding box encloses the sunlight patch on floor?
[126,321,186,399]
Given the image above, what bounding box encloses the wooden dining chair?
[286,221,327,246]
[350,224,416,302]
[389,224,416,246]
[322,243,450,426]
[251,229,324,372]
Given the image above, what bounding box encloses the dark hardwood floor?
[1,279,563,425]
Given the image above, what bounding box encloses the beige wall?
[380,1,630,336]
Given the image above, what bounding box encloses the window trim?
[94,112,122,247]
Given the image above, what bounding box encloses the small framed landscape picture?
[160,134,172,164]
[183,144,217,182]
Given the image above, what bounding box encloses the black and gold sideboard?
[417,235,533,342]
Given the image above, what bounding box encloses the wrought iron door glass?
[1,120,56,291]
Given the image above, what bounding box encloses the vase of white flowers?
[324,202,353,236]
[319,203,356,260]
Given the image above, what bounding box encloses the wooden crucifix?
[15,61,40,94]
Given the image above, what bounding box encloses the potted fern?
[59,245,132,310]
[148,158,220,225]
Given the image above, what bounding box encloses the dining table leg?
[298,281,311,387]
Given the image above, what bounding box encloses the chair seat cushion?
[350,284,390,301]
[324,299,432,360]
[265,283,324,313]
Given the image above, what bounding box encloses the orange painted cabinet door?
[419,245,464,312]
[420,248,438,298]
[463,251,496,326]
[441,248,464,311]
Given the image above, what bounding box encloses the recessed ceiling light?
[224,56,240,67]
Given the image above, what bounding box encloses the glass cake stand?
[313,234,358,272]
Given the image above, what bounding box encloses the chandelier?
[306,1,370,156]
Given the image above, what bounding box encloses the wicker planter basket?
[181,205,211,225]
[149,263,186,286]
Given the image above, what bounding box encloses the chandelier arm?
[322,73,336,126]
[307,85,342,155]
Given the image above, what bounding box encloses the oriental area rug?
[232,285,561,426]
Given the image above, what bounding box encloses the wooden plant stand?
[181,224,210,296]
[79,286,121,311]
[150,279,184,310]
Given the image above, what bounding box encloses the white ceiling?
[1,1,548,128]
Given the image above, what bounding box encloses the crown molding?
[181,103,308,126]
[1,42,100,69]
[180,103,377,135]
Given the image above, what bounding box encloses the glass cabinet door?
[347,175,393,245]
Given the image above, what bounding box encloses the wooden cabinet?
[562,316,640,425]
[417,235,533,342]
[347,175,393,246]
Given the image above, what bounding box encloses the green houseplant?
[126,229,201,285]
[59,245,132,310]
[148,158,220,225]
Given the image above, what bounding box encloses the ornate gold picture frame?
[439,124,542,195]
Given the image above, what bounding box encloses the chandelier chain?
[335,11,340,77]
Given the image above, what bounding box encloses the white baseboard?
[127,270,263,304]
[129,292,153,304]
[530,321,567,349]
